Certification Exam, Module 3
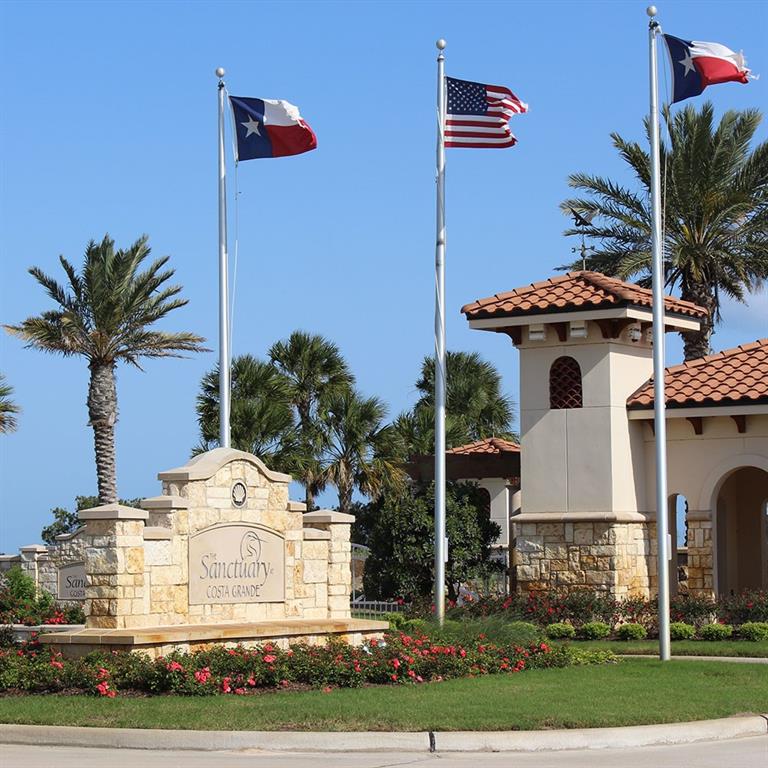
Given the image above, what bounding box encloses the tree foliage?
[360,482,501,601]
[196,335,405,512]
[561,103,768,360]
[5,235,207,502]
[41,495,144,544]
[395,351,516,458]
[0,374,20,434]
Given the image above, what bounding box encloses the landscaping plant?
[698,623,734,641]
[616,623,647,641]
[669,622,696,641]
[0,630,615,698]
[738,622,768,642]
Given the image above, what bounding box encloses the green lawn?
[1,659,766,731]
[564,640,768,657]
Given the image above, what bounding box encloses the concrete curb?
[1,716,766,753]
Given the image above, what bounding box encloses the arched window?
[549,356,583,409]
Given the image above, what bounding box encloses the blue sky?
[1,1,766,552]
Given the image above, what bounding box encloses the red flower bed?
[0,632,568,698]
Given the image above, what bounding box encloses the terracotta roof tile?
[627,339,768,409]
[461,271,707,320]
[446,437,521,456]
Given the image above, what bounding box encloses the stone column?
[19,545,48,596]
[303,510,354,619]
[79,504,148,629]
[686,511,714,596]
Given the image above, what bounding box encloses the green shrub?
[698,623,733,641]
[737,622,768,642]
[616,623,647,641]
[669,622,696,641]
[545,622,576,640]
[387,612,408,630]
[420,617,542,648]
[578,622,611,640]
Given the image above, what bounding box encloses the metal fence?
[350,600,410,620]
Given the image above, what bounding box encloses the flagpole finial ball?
[646,6,657,17]
[436,39,446,50]
[215,67,226,78]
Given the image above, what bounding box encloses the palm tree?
[320,389,405,515]
[195,354,297,467]
[398,351,515,457]
[268,331,353,510]
[5,235,207,503]
[0,374,20,434]
[561,103,768,360]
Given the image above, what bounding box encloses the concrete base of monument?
[39,618,389,659]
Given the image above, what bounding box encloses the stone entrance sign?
[57,562,86,600]
[189,523,285,605]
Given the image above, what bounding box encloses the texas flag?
[229,96,317,160]
[663,35,750,103]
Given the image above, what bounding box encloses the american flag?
[445,77,528,149]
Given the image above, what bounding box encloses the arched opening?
[715,467,768,595]
[549,356,583,409]
[668,493,689,595]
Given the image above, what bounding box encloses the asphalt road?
[3,737,767,768]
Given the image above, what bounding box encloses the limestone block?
[564,523,574,543]
[125,547,144,574]
[87,615,118,629]
[302,559,327,584]
[328,595,350,613]
[573,525,594,545]
[516,536,543,553]
[86,548,122,575]
[150,565,183,586]
[544,545,567,560]
[302,541,329,560]
[585,570,613,587]
[328,563,350,585]
[517,565,540,581]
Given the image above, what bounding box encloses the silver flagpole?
[434,39,447,625]
[647,7,671,661]
[216,67,231,449]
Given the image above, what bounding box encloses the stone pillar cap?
[20,544,49,552]
[303,509,356,524]
[78,504,148,521]
[141,495,189,510]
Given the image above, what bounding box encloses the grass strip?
[0,659,766,731]
[563,640,768,657]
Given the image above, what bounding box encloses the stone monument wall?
[511,518,656,599]
[79,448,353,630]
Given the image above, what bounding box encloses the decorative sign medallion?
[188,523,285,605]
[231,481,247,507]
[57,562,86,600]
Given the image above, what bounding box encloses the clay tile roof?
[446,437,521,455]
[627,339,768,409]
[461,271,707,320]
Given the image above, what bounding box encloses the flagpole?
[434,38,447,626]
[216,67,231,449]
[647,6,671,661]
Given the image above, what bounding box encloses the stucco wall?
[519,322,653,517]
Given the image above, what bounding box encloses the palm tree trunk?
[87,361,118,504]
[680,282,716,361]
[338,477,353,516]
